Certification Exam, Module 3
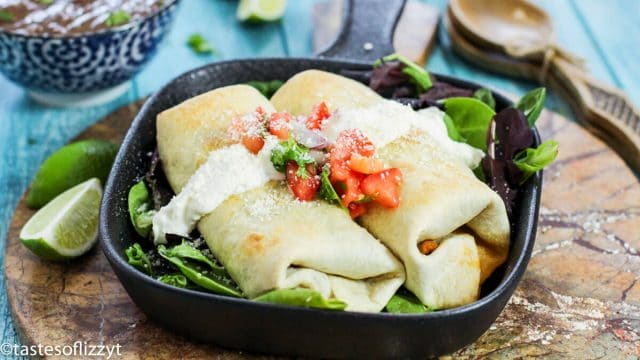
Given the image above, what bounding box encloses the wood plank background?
[0,0,639,355]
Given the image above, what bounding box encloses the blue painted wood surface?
[0,0,638,353]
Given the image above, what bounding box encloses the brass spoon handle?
[551,56,640,171]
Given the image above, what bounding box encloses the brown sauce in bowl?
[0,0,167,36]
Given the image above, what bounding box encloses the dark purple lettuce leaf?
[369,62,415,98]
[145,149,174,210]
[419,82,473,102]
[482,108,534,217]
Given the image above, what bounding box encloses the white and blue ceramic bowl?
[0,0,180,106]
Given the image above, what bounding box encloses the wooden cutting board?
[4,100,640,359]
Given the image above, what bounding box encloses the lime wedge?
[237,0,287,23]
[26,139,117,209]
[20,178,102,261]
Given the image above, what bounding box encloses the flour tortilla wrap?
[273,71,510,309]
[360,130,510,309]
[156,85,405,312]
[157,84,276,192]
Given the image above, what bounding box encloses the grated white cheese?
[152,137,283,244]
[322,100,484,168]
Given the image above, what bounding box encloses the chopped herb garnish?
[318,164,344,208]
[0,10,15,22]
[513,139,559,184]
[270,137,315,178]
[39,0,54,5]
[374,53,432,93]
[105,10,131,27]
[187,33,216,55]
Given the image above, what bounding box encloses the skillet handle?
[317,0,407,62]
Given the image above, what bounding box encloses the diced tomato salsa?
[306,101,331,130]
[230,103,404,216]
[328,129,402,217]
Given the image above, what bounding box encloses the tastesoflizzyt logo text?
[0,341,122,358]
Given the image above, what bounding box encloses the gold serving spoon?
[449,0,640,172]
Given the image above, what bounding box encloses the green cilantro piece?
[318,164,344,208]
[0,10,15,22]
[513,139,559,183]
[39,0,54,5]
[187,33,216,55]
[374,53,432,93]
[105,10,131,27]
[270,137,315,178]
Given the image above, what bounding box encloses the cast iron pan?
[100,0,541,358]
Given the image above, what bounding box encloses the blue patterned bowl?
[0,0,180,106]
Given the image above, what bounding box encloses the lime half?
[20,178,102,261]
[237,0,287,23]
[26,139,117,209]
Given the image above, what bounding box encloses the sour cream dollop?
[152,138,283,244]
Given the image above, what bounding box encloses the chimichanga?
[154,85,405,312]
[272,71,510,309]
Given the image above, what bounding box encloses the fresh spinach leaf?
[318,164,344,208]
[375,53,432,93]
[246,80,283,98]
[473,88,496,110]
[516,87,546,126]
[158,244,242,297]
[386,289,432,314]
[128,180,156,238]
[442,113,466,143]
[162,240,227,277]
[125,243,153,276]
[442,97,496,151]
[0,10,15,22]
[105,10,131,26]
[187,33,216,55]
[270,137,315,177]
[482,108,535,217]
[472,165,486,182]
[513,139,559,183]
[157,273,188,288]
[254,288,347,310]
